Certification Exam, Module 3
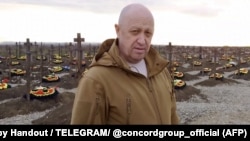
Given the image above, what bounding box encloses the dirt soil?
[1,71,200,125]
[1,55,250,124]
[0,73,78,125]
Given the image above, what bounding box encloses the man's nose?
[137,34,146,45]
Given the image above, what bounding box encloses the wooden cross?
[25,38,31,101]
[168,42,173,69]
[34,41,38,57]
[24,38,32,48]
[74,33,85,44]
[7,45,11,79]
[15,42,18,58]
[40,42,44,78]
[74,33,85,78]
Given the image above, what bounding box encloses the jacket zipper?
[146,79,162,123]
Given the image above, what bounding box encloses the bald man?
[71,3,179,124]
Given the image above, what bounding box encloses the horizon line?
[0,41,249,48]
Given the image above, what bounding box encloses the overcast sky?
[0,0,250,46]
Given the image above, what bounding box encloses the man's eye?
[146,32,152,36]
[131,30,139,33]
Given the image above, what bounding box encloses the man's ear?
[115,24,119,35]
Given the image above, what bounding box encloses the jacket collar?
[90,38,169,77]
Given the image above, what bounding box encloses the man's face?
[115,12,154,64]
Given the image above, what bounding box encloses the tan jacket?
[71,39,179,124]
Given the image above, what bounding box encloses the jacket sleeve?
[70,76,107,124]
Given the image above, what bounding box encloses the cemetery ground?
[1,60,197,125]
[1,44,250,124]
